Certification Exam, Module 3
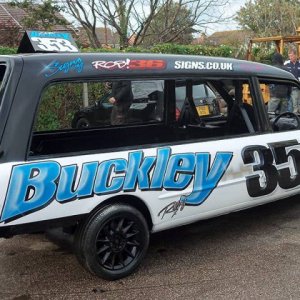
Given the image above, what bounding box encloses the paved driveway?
[1,195,300,300]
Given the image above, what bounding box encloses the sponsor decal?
[92,59,166,70]
[43,58,84,77]
[0,148,232,223]
[174,61,233,71]
[31,37,78,52]
[28,31,78,52]
[242,140,300,197]
[29,31,71,40]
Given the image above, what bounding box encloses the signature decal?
[43,58,84,77]
[158,199,186,220]
[0,148,232,223]
[92,59,166,70]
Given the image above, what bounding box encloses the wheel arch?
[89,195,153,231]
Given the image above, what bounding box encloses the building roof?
[0,3,22,27]
[77,27,119,47]
[0,2,73,31]
[206,30,254,46]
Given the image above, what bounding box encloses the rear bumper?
[0,214,87,238]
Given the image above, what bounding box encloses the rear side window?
[175,78,260,136]
[29,79,165,157]
[35,79,164,132]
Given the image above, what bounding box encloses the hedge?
[0,43,238,58]
[1,44,277,64]
[0,47,17,55]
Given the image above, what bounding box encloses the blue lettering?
[123,151,156,190]
[94,159,127,194]
[30,31,70,40]
[151,148,171,189]
[44,58,84,77]
[1,162,60,222]
[0,148,233,223]
[182,152,232,205]
[56,162,98,202]
[164,154,195,189]
[77,162,98,198]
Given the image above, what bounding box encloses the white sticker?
[31,37,78,52]
[174,61,233,71]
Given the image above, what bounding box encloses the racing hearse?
[0,47,300,280]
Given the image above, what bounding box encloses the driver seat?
[227,102,256,134]
[178,97,204,127]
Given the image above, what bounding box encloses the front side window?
[258,79,300,132]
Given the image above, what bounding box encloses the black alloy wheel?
[78,204,149,280]
[96,216,142,270]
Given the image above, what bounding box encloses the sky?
[1,0,247,35]
[206,0,247,34]
[59,0,247,36]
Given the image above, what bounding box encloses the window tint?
[29,77,268,158]
[175,79,258,137]
[175,83,213,111]
[35,79,164,132]
[30,79,165,157]
[258,79,300,132]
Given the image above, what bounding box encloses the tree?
[0,19,21,47]
[236,0,300,37]
[11,0,68,31]
[138,1,196,46]
[62,0,231,49]
[63,0,157,49]
[63,0,102,48]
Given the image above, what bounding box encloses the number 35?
[242,140,300,197]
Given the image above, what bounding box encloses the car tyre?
[76,117,91,129]
[77,204,149,280]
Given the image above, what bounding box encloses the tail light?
[176,107,180,121]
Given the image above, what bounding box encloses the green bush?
[0,44,238,58]
[35,81,108,131]
[251,46,275,64]
[0,47,17,55]
[150,44,235,57]
[81,44,237,57]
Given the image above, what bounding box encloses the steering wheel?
[272,111,300,131]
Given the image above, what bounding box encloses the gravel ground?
[1,195,300,300]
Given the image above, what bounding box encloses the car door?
[153,76,300,230]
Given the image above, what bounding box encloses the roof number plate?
[18,31,79,53]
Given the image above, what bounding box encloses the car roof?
[1,52,296,81]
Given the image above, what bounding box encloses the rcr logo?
[92,59,130,70]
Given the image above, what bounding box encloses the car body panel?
[0,52,299,236]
